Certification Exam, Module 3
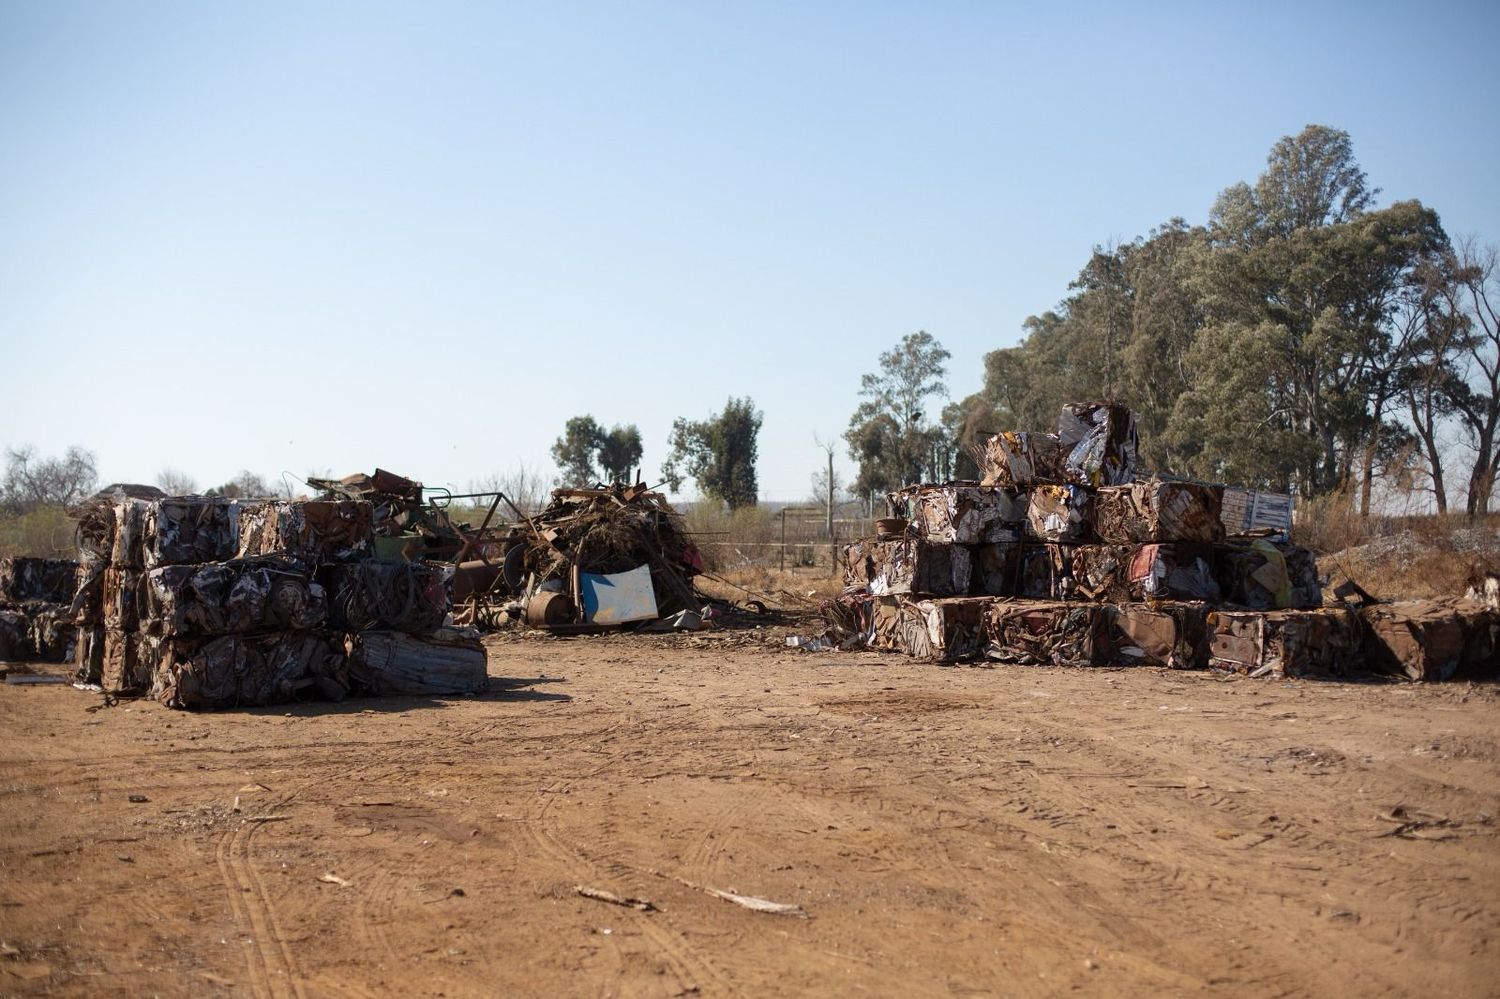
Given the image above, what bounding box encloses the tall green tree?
[551,417,646,487]
[597,425,644,485]
[661,397,762,508]
[551,415,605,487]
[845,331,952,495]
[1166,126,1448,495]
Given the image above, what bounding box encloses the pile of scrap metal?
[477,483,706,633]
[819,402,1498,681]
[304,468,483,561]
[67,484,487,710]
[0,556,80,664]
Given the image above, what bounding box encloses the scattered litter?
[318,873,352,887]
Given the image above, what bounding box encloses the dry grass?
[694,565,844,611]
[0,507,76,558]
[1314,515,1500,601]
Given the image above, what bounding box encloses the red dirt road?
[1,629,1497,996]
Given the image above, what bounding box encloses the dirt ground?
[1,625,1497,998]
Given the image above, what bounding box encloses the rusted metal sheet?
[141,557,326,638]
[979,432,1069,488]
[887,484,1027,543]
[985,600,1108,666]
[1057,402,1139,487]
[348,628,488,696]
[1206,607,1359,678]
[237,500,374,562]
[841,537,971,597]
[1025,485,1093,543]
[1358,600,1498,681]
[1216,541,1321,609]
[0,558,79,605]
[1093,479,1225,544]
[153,631,348,709]
[1107,603,1208,669]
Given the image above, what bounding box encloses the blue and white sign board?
[579,564,659,625]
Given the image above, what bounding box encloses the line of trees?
[851,124,1499,517]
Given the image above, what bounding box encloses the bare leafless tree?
[1,445,98,512]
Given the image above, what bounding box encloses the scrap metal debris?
[0,557,80,666]
[813,402,1498,680]
[64,477,487,710]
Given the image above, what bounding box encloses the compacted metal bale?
[888,484,1027,544]
[1093,479,1225,544]
[841,537,972,597]
[1206,607,1359,678]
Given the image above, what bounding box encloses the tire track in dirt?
[518,719,738,998]
[217,816,305,999]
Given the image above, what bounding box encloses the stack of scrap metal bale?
[0,556,80,664]
[509,483,704,631]
[68,485,487,709]
[829,402,1498,681]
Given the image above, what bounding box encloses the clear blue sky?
[3,1,1497,502]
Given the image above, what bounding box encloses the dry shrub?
[1317,513,1500,601]
[681,503,781,572]
[1292,491,1382,553]
[0,506,76,558]
[695,565,844,609]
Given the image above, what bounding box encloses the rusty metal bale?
[237,500,375,563]
[979,432,1069,488]
[0,557,80,605]
[1206,607,1359,678]
[142,497,257,569]
[1093,479,1225,544]
[73,625,105,684]
[141,556,327,638]
[985,600,1109,666]
[347,628,488,696]
[969,541,1021,597]
[840,537,972,597]
[1025,485,1093,544]
[1357,600,1499,681]
[1056,402,1139,487]
[1106,603,1209,669]
[887,484,1027,544]
[102,628,159,694]
[152,631,348,709]
[1017,543,1073,600]
[322,560,448,634]
[1215,541,1321,610]
[1126,543,1221,603]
